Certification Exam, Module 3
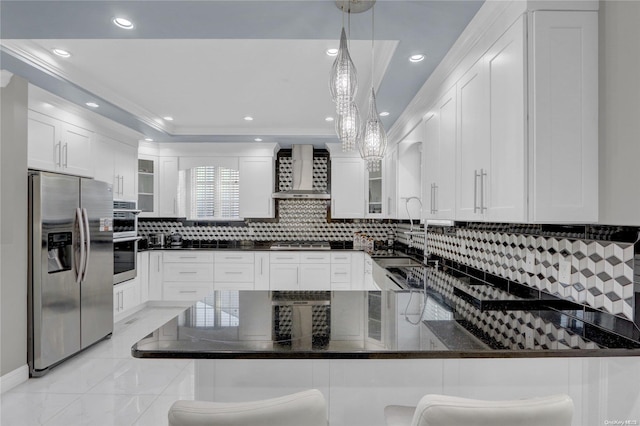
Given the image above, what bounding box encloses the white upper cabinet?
[239,156,275,218]
[528,11,598,222]
[449,10,597,223]
[94,134,137,200]
[158,156,179,217]
[485,16,526,222]
[331,156,366,219]
[423,85,457,220]
[384,147,398,218]
[456,57,490,221]
[28,110,93,177]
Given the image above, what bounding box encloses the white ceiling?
[0,1,484,146]
[5,38,396,137]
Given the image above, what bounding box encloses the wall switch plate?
[559,256,572,285]
[524,252,535,274]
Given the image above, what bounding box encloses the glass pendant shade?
[335,101,361,152]
[329,27,358,115]
[359,89,387,172]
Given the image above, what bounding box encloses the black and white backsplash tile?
[139,199,394,242]
[427,225,637,322]
[277,156,328,191]
[426,268,599,350]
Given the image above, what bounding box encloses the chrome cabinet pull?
[434,184,438,213]
[225,271,243,274]
[480,169,487,213]
[473,170,480,213]
[62,143,68,167]
[179,271,198,274]
[179,290,197,294]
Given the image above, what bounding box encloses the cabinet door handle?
[225,256,243,260]
[430,183,435,214]
[62,143,68,168]
[434,184,438,213]
[225,271,243,275]
[260,257,264,275]
[54,141,61,166]
[334,256,348,260]
[179,290,197,294]
[473,170,480,213]
[480,169,487,213]
[305,257,325,260]
[120,176,124,195]
[179,271,198,274]
[334,272,348,275]
[179,256,197,259]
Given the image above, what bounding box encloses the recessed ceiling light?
[409,54,425,63]
[144,138,154,142]
[325,116,335,122]
[326,48,338,56]
[254,138,263,142]
[85,102,99,108]
[112,17,134,29]
[244,116,254,121]
[52,48,71,58]
[379,111,390,117]
[163,116,174,121]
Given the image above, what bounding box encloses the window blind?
[190,166,239,219]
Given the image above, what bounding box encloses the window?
[187,166,239,219]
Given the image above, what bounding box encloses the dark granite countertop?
[131,267,640,360]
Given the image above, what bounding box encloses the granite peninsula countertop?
[131,267,640,360]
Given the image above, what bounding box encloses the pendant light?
[329,27,357,117]
[335,101,361,152]
[358,2,387,172]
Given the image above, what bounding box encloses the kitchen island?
[131,269,640,426]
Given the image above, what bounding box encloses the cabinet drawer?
[331,264,352,283]
[163,251,214,263]
[214,264,254,282]
[214,251,254,264]
[163,263,214,282]
[163,282,213,301]
[331,252,352,264]
[300,252,331,264]
[270,253,300,264]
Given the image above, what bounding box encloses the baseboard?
[1,364,28,393]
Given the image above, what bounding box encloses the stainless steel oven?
[113,200,141,284]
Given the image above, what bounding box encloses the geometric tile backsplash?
[139,199,394,242]
[427,227,636,321]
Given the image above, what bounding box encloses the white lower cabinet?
[214,251,255,290]
[269,263,300,290]
[113,277,141,322]
[300,264,331,290]
[254,252,270,290]
[137,251,149,304]
[162,251,214,302]
[148,251,163,301]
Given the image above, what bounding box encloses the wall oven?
[113,200,141,284]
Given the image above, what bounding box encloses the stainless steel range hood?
[272,144,330,199]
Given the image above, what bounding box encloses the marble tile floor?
[1,306,192,426]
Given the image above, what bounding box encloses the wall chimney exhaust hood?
[272,144,330,199]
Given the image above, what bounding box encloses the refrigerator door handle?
[81,208,91,281]
[76,208,86,285]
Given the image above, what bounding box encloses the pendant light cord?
[371,5,375,91]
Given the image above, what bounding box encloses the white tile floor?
[1,307,191,426]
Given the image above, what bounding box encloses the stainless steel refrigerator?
[28,171,114,376]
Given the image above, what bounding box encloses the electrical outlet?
[559,256,572,285]
[524,252,535,274]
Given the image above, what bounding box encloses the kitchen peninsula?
[131,261,640,426]
[132,267,640,360]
